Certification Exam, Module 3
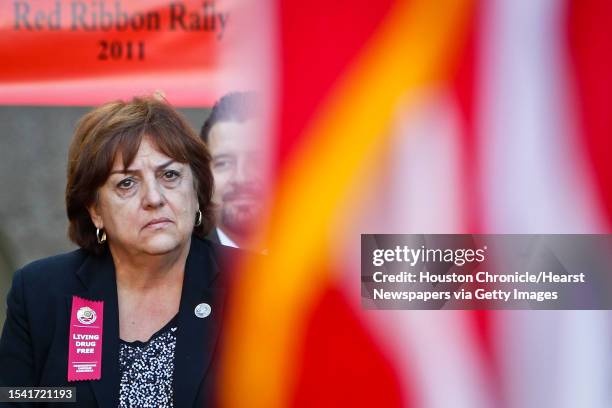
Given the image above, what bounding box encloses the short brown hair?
[66,96,214,254]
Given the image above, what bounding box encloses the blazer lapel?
[173,238,225,407]
[70,249,120,408]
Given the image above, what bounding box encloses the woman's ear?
[87,203,103,229]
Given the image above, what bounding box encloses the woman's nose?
[142,178,165,208]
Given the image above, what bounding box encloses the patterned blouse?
[118,315,179,408]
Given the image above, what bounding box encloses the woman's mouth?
[143,218,173,229]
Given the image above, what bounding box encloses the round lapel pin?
[194,303,211,318]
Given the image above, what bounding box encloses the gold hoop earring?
[195,210,202,227]
[96,228,107,244]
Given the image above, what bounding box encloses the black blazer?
[0,236,235,407]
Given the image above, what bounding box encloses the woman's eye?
[117,178,135,189]
[163,170,180,181]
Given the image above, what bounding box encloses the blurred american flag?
[220,0,612,407]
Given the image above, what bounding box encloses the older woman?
[0,97,236,407]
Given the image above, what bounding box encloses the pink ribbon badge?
[67,296,103,381]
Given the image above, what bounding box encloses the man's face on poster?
[208,119,268,237]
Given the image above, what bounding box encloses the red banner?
[0,0,241,106]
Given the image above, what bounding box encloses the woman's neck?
[110,238,191,291]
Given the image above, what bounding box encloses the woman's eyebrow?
[109,159,176,175]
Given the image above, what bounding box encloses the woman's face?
[88,137,199,257]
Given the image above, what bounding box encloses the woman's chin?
[137,235,186,256]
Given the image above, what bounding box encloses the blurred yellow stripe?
[221,1,474,406]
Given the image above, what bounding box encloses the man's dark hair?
[200,91,257,143]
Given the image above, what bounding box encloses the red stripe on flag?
[276,0,396,165]
[451,1,481,234]
[567,0,612,228]
[291,284,407,408]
